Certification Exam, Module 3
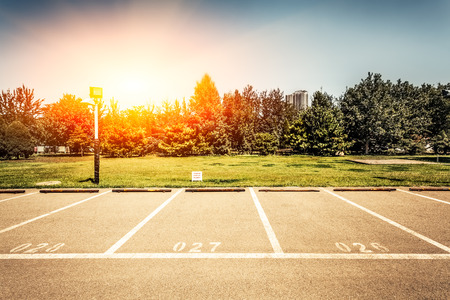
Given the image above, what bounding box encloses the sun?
[109,75,151,107]
[119,76,145,94]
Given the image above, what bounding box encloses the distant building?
[285,90,308,110]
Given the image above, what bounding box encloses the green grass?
[0,155,449,188]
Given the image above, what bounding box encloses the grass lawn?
[0,155,449,188]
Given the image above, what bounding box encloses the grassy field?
[0,155,449,188]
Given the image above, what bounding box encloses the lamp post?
[89,87,102,184]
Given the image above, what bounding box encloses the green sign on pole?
[90,87,103,99]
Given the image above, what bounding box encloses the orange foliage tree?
[41,94,93,154]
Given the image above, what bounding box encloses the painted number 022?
[173,242,221,252]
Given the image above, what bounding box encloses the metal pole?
[94,102,100,184]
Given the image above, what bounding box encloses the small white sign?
[192,171,202,182]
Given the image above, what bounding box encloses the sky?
[0,0,449,108]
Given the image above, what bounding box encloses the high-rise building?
[285,90,308,110]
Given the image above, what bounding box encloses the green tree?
[289,91,349,156]
[253,132,278,155]
[0,117,7,157]
[389,80,432,154]
[67,125,91,156]
[287,116,308,153]
[0,85,43,130]
[222,86,258,153]
[258,88,296,146]
[4,120,34,159]
[432,130,450,154]
[426,83,450,149]
[340,73,394,154]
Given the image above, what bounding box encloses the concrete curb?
[333,188,396,192]
[0,189,26,194]
[112,188,172,193]
[39,189,99,193]
[409,187,450,191]
[259,189,320,192]
[185,188,246,192]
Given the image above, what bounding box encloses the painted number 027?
[173,242,221,252]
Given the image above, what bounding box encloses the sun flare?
[119,76,145,94]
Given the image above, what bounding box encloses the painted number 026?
[335,242,389,253]
[173,242,221,252]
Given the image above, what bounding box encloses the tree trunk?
[365,141,369,155]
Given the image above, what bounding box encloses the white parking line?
[1,253,449,260]
[104,188,184,254]
[397,189,450,205]
[249,187,283,254]
[0,190,112,234]
[322,188,450,253]
[0,192,39,204]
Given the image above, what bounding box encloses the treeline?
[341,73,449,155]
[1,73,449,159]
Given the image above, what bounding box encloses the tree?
[340,73,394,154]
[67,125,90,156]
[0,117,7,157]
[289,91,349,156]
[189,74,221,122]
[426,83,450,143]
[158,123,200,156]
[4,121,34,159]
[101,101,147,157]
[287,116,308,153]
[41,94,93,151]
[186,74,229,155]
[253,132,278,155]
[0,85,43,128]
[258,88,296,142]
[222,86,257,153]
[432,130,450,154]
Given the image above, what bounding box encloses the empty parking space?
[398,188,450,204]
[0,190,29,200]
[0,191,109,230]
[117,189,273,253]
[330,189,450,249]
[258,189,445,254]
[0,190,177,254]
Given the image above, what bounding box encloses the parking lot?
[0,187,449,299]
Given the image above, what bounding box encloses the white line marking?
[104,188,184,254]
[1,253,449,260]
[249,187,283,254]
[397,189,450,205]
[0,190,112,234]
[321,188,450,253]
[0,192,39,203]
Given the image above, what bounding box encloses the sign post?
[89,87,102,184]
[192,171,203,182]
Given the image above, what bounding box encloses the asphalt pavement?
[0,187,449,299]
